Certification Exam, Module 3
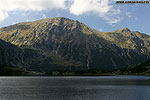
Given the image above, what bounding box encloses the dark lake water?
[0,76,150,100]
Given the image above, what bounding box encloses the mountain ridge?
[0,17,150,72]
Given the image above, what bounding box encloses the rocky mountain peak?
[113,27,131,33]
[120,27,131,32]
[44,17,80,25]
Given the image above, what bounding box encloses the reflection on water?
[0,76,149,100]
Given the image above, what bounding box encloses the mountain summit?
[112,27,131,33]
[121,27,131,32]
[0,17,150,71]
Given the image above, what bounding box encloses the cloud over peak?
[0,0,67,21]
[0,0,121,25]
[70,0,112,15]
[70,0,121,25]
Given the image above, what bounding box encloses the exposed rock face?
[0,17,150,71]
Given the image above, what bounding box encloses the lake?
[0,76,149,100]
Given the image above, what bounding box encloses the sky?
[0,0,150,34]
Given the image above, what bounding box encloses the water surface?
[0,76,149,100]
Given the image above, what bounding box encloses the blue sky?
[0,0,150,34]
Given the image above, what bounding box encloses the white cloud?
[70,0,112,15]
[26,19,29,22]
[126,12,131,18]
[69,0,121,25]
[99,28,103,32]
[0,0,67,21]
[42,14,47,19]
[0,11,8,21]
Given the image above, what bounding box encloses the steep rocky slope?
[0,17,150,71]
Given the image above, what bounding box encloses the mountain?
[0,38,53,72]
[0,64,38,76]
[0,17,150,72]
[0,39,22,66]
[128,60,150,75]
[116,60,150,75]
